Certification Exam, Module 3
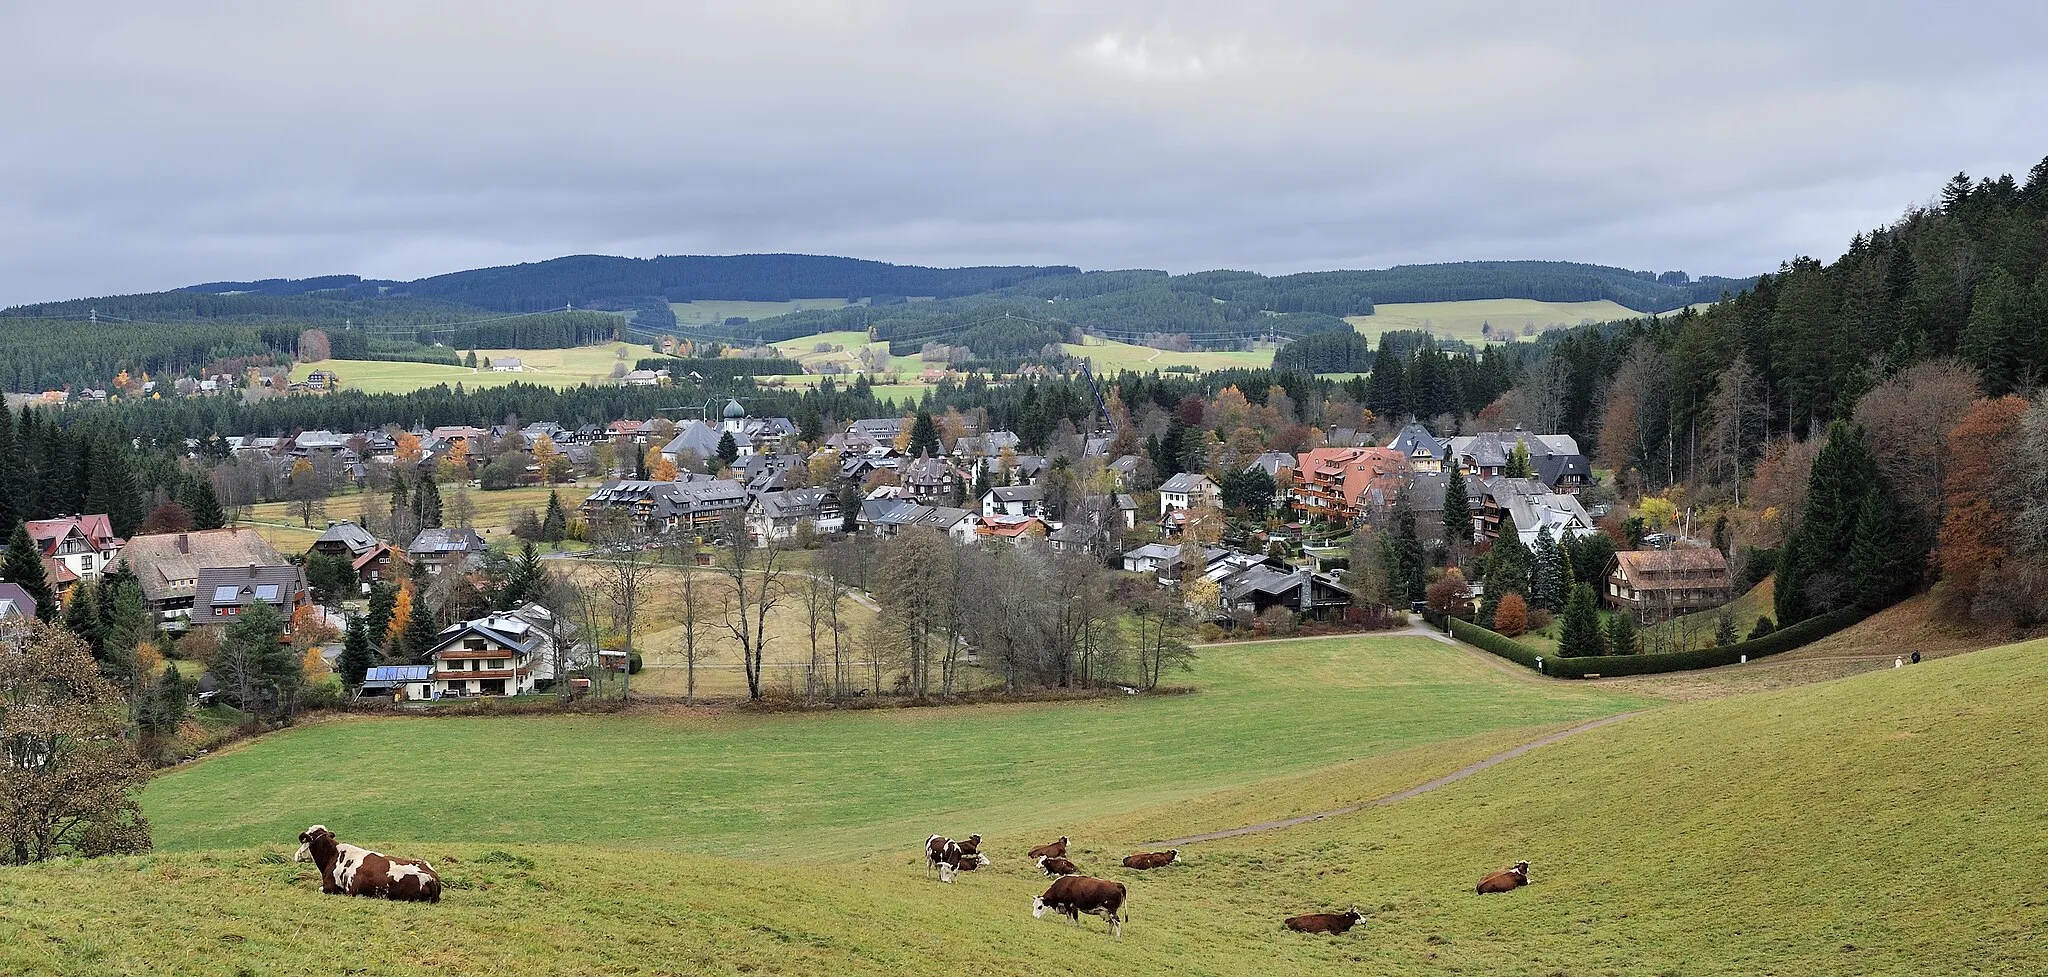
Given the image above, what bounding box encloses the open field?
[290,345,649,395]
[672,298,853,326]
[769,329,925,375]
[1062,335,1278,374]
[242,485,579,553]
[1345,299,1643,345]
[8,633,2045,974]
[133,636,1645,856]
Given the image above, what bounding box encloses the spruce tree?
[339,614,374,690]
[179,476,226,530]
[390,474,410,520]
[1776,421,1879,626]
[1848,483,1924,608]
[0,405,16,531]
[839,485,860,534]
[366,582,398,649]
[1557,583,1607,657]
[1532,526,1566,611]
[907,410,941,458]
[1505,440,1534,479]
[715,432,740,470]
[85,436,145,538]
[64,580,106,661]
[2,522,56,620]
[541,490,568,543]
[1607,610,1639,655]
[415,477,443,529]
[1441,465,1471,554]
[1394,496,1425,606]
[400,585,443,664]
[1714,611,1738,647]
[634,444,650,480]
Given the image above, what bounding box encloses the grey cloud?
[1,1,2044,304]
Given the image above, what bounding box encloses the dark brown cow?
[294,825,441,902]
[1027,835,1069,860]
[1036,855,1080,877]
[1121,849,1180,870]
[1476,860,1531,894]
[1033,875,1128,939]
[1284,908,1364,934]
[955,834,984,857]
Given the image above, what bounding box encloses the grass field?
[672,298,853,326]
[1345,299,1643,346]
[290,345,649,395]
[1061,335,1278,374]
[8,634,2044,974]
[242,485,579,553]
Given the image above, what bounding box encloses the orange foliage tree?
[1937,396,2030,598]
[386,582,414,646]
[1493,592,1529,636]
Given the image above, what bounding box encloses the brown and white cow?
[955,834,984,857]
[1476,860,1531,894]
[925,834,990,883]
[1033,875,1128,939]
[1036,855,1081,877]
[1284,908,1364,934]
[1121,849,1180,870]
[295,825,441,902]
[1027,835,1069,860]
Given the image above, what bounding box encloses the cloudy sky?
[3,1,2044,304]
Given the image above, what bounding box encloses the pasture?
[1061,335,1278,374]
[672,298,854,326]
[241,484,577,553]
[8,634,2043,974]
[289,345,647,395]
[1345,298,1642,346]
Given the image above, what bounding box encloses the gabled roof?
[1612,547,1730,589]
[753,488,830,519]
[194,564,305,612]
[988,484,1041,503]
[1159,472,1217,494]
[0,582,36,622]
[310,520,380,556]
[1385,423,1446,459]
[407,528,488,556]
[120,529,284,603]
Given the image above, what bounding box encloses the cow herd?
[926,829,1532,941]
[284,821,1532,946]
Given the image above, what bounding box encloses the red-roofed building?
[25,514,124,601]
[1290,448,1408,525]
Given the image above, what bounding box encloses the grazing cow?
[1121,849,1180,870]
[926,834,990,883]
[1027,835,1069,860]
[1036,855,1081,877]
[1476,860,1531,894]
[1284,908,1364,934]
[294,825,441,903]
[1033,875,1128,939]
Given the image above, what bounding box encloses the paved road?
[1146,711,1646,848]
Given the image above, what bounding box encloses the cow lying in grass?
[1027,835,1068,860]
[1121,849,1180,870]
[1033,875,1127,939]
[1036,855,1080,877]
[295,825,441,902]
[1284,908,1363,934]
[1476,860,1531,894]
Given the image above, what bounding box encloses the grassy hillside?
[243,485,575,552]
[289,345,644,395]
[7,636,2042,974]
[673,298,854,326]
[1062,335,1278,373]
[134,636,1644,857]
[1345,298,1642,346]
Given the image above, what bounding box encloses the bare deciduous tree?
[712,511,793,700]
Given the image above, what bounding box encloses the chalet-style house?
[1385,424,1449,473]
[747,488,839,543]
[306,520,409,588]
[976,514,1047,543]
[902,455,958,500]
[1479,477,1598,548]
[1606,548,1734,623]
[194,564,309,623]
[981,484,1043,519]
[1158,472,1221,516]
[1217,561,1356,621]
[1447,429,1592,494]
[406,527,489,575]
[424,604,567,697]
[24,514,124,598]
[581,477,749,534]
[121,529,284,619]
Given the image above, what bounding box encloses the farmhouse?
[1158,472,1221,516]
[490,357,524,372]
[406,527,488,575]
[1606,548,1734,623]
[194,564,309,623]
[23,514,124,598]
[120,529,284,619]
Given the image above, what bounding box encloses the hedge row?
[633,356,807,376]
[1448,605,1871,679]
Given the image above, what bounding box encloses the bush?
[1545,605,1866,678]
[1526,608,1553,632]
[1748,616,1776,640]
[1493,593,1529,637]
[299,678,346,711]
[628,652,644,675]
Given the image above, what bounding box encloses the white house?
[1157,472,1221,516]
[425,604,568,698]
[490,357,524,373]
[980,484,1042,518]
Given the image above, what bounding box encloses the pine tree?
[64,580,106,661]
[400,585,442,664]
[1849,482,1924,608]
[1505,440,1534,479]
[716,432,740,470]
[2,522,56,620]
[1776,421,1880,626]
[414,477,443,529]
[1606,610,1639,655]
[1394,496,1425,606]
[907,410,941,458]
[1557,583,1607,657]
[0,405,16,531]
[1714,611,1737,647]
[366,581,398,651]
[339,614,374,690]
[1441,465,1471,554]
[541,490,568,543]
[1531,526,1566,611]
[179,475,226,530]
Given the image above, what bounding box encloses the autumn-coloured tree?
[1594,344,1671,491]
[1425,568,1474,617]
[1936,396,2029,600]
[1492,592,1529,636]
[648,455,679,482]
[1853,358,1982,533]
[531,434,564,483]
[437,439,470,482]
[298,329,332,363]
[136,501,194,536]
[1747,434,1822,548]
[393,432,423,467]
[0,624,153,863]
[285,457,326,528]
[385,582,414,648]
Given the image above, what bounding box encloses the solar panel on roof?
[212,586,239,603]
[254,584,279,601]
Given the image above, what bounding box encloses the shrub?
[1493,593,1529,637]
[1748,616,1776,640]
[299,678,345,711]
[1448,617,1541,670]
[1526,608,1553,632]
[1545,605,1866,678]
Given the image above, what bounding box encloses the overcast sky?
[3,1,2044,305]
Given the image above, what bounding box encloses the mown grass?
[244,484,579,552]
[1061,336,1278,374]
[1346,299,1642,346]
[289,345,644,395]
[8,638,2044,975]
[672,298,852,326]
[134,636,1646,857]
